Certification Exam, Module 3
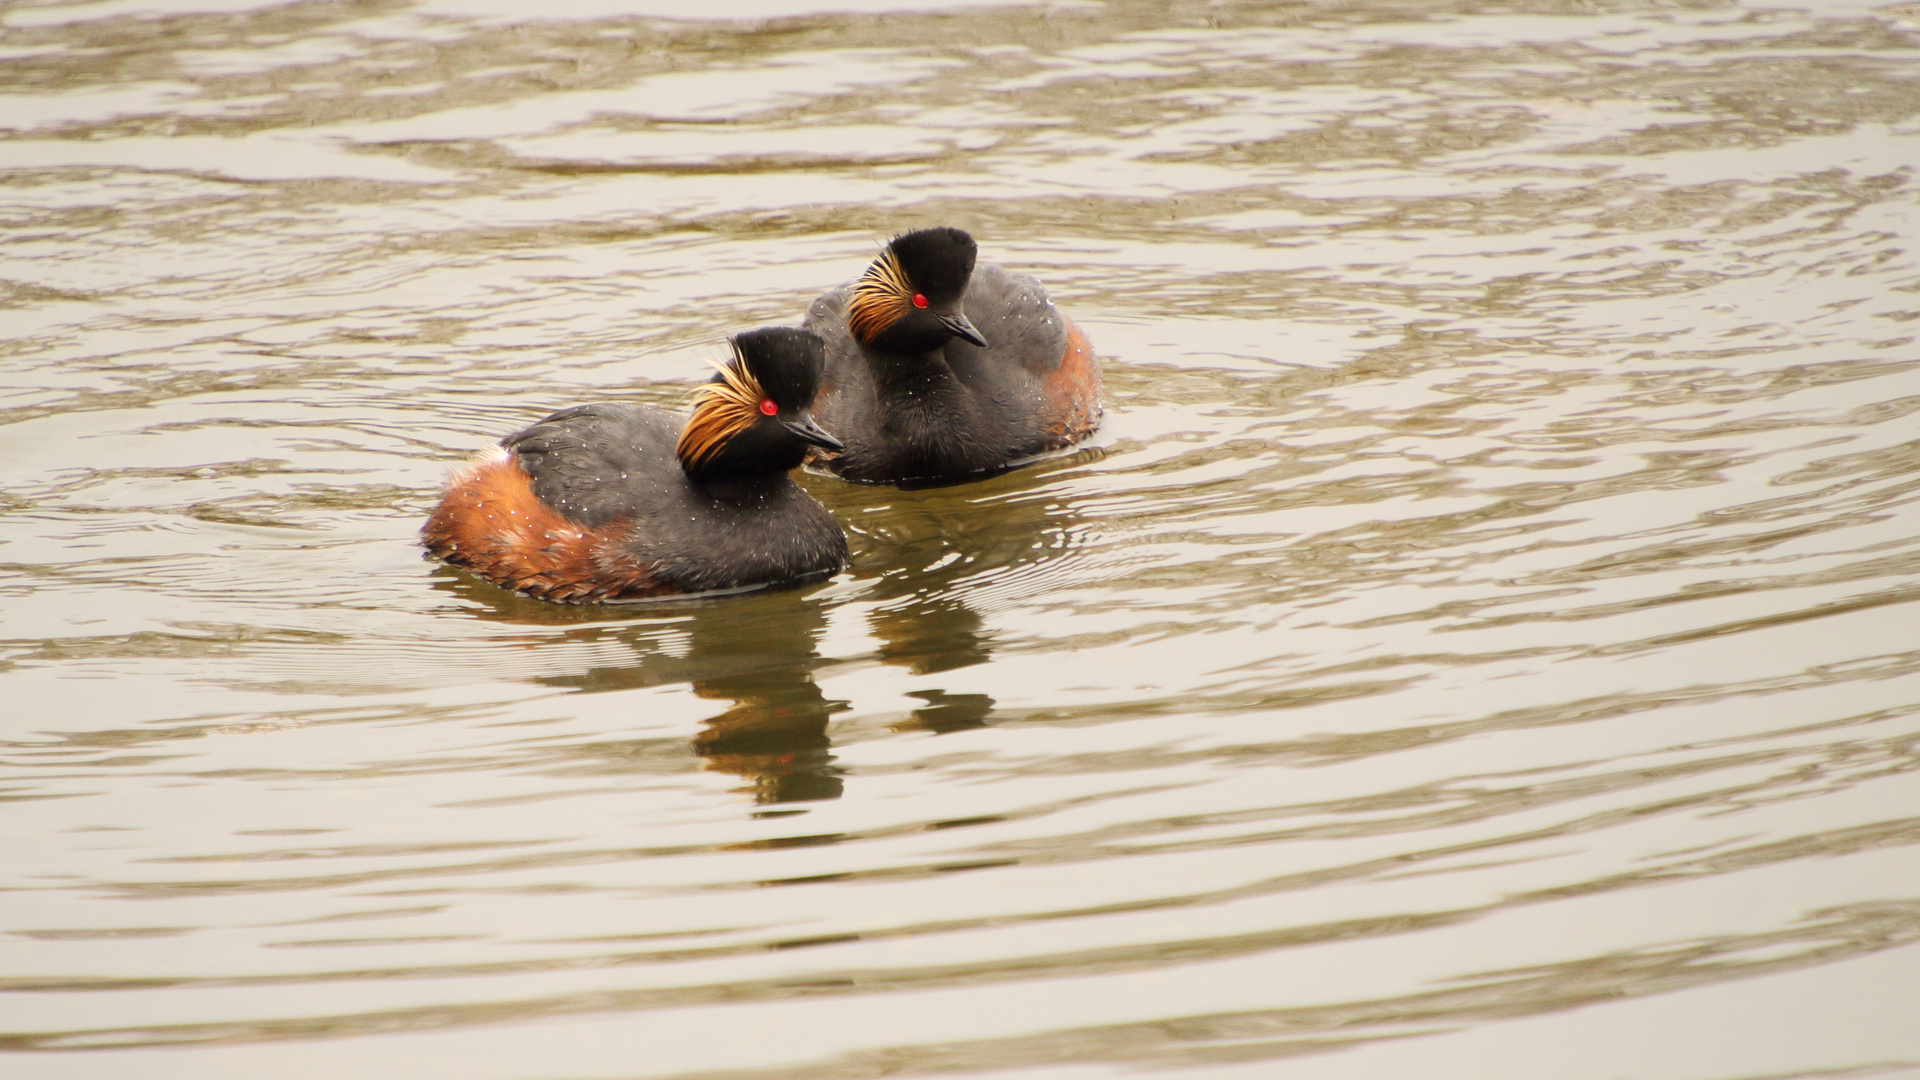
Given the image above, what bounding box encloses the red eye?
[912,293,928,309]
[759,399,778,416]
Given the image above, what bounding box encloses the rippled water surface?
[6,0,1920,1076]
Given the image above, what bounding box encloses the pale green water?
[4,1,1920,1077]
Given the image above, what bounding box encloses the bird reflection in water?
[430,575,846,805]
[826,464,1090,735]
[427,455,1090,801]
[679,598,843,805]
[869,597,997,734]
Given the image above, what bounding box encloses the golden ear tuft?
[675,344,769,468]
[847,247,913,344]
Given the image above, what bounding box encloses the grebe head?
[676,327,841,480]
[846,226,989,352]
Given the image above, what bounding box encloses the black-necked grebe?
[802,226,1101,484]
[422,327,848,604]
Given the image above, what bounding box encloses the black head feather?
[887,227,976,305]
[729,326,826,410]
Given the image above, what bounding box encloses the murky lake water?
[6,0,1920,1076]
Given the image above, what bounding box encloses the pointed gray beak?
[782,412,844,452]
[939,312,988,348]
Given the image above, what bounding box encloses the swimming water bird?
[422,327,849,604]
[803,226,1101,484]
